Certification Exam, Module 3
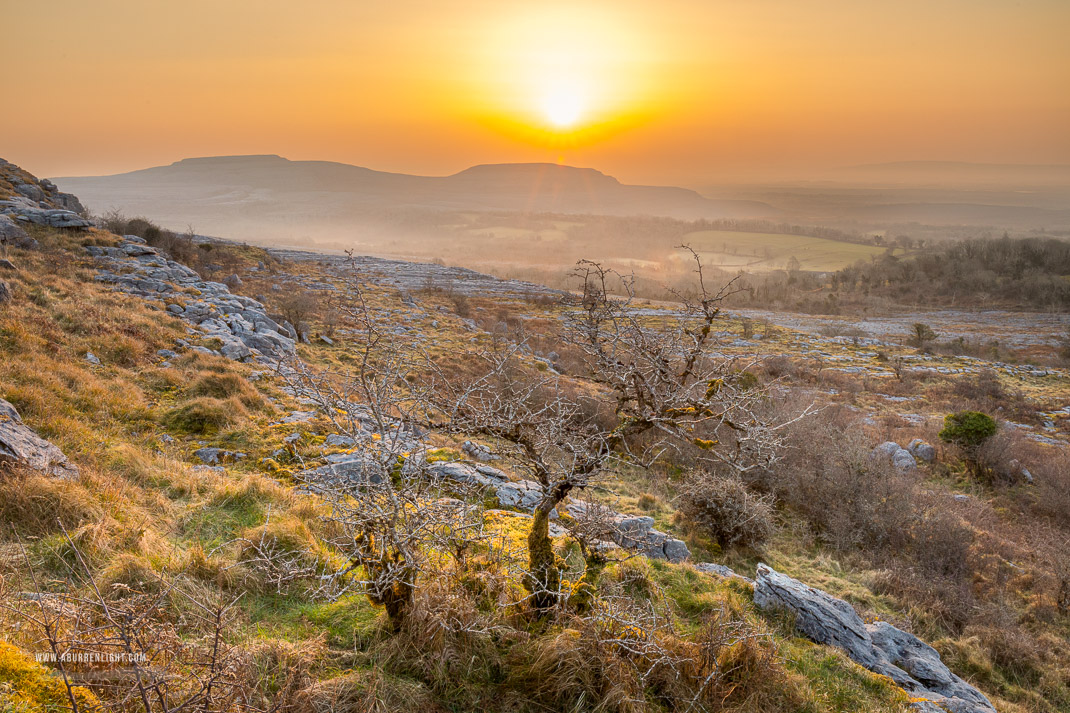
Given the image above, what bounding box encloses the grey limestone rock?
[872,440,917,472]
[88,238,297,362]
[565,499,690,563]
[0,398,79,478]
[693,562,754,584]
[753,564,995,713]
[908,438,937,463]
[495,479,546,511]
[0,214,30,245]
[193,447,246,465]
[4,206,91,229]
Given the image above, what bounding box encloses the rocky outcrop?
[753,564,995,713]
[1,159,86,219]
[0,200,92,230]
[462,439,500,461]
[0,214,37,250]
[193,447,247,465]
[565,500,691,562]
[871,441,918,472]
[271,247,565,301]
[89,237,296,362]
[0,398,79,478]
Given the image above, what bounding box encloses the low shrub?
[1030,447,1070,529]
[940,410,998,480]
[677,472,775,549]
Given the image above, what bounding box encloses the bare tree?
[427,248,812,612]
[278,258,486,629]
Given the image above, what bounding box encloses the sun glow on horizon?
[541,81,584,128]
[468,6,661,143]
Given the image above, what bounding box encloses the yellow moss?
[0,640,99,710]
[425,447,460,463]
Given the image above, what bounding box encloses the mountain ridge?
[52,155,776,233]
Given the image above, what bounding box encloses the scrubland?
[0,222,1068,713]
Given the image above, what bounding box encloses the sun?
[541,83,584,128]
[470,7,660,142]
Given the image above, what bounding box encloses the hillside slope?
[3,163,1069,713]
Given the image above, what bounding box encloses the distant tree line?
[830,235,1070,310]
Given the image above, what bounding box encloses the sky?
[5,0,1070,185]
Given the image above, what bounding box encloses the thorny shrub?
[677,471,775,549]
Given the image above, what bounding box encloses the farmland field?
[678,229,900,271]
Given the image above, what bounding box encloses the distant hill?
[53,156,775,243]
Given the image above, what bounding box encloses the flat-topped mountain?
[53,156,774,243]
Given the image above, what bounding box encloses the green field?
[679,230,898,272]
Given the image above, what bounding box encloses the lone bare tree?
[428,248,811,612]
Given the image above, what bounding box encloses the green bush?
[939,410,997,449]
[939,410,997,479]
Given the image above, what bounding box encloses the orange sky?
[5,0,1069,185]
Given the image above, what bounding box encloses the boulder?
[753,564,995,713]
[223,273,243,289]
[694,562,754,584]
[908,438,937,463]
[462,439,500,462]
[193,447,246,465]
[0,259,16,271]
[496,479,545,511]
[121,243,157,257]
[872,441,917,472]
[14,182,44,202]
[429,460,510,489]
[6,207,91,229]
[298,455,384,486]
[0,214,30,244]
[892,449,917,472]
[0,281,9,305]
[0,398,79,478]
[325,433,359,448]
[52,192,86,214]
